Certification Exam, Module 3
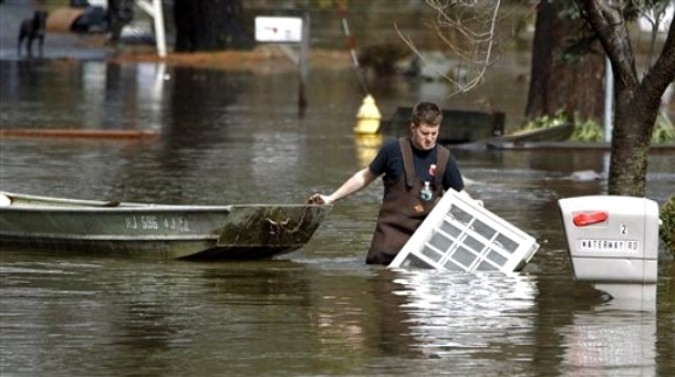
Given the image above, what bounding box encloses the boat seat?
[0,193,12,207]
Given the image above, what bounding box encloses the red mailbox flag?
[573,211,609,227]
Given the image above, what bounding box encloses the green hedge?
[662,195,675,256]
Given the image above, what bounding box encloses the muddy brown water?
[1,55,674,376]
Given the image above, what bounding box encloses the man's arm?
[311,168,377,205]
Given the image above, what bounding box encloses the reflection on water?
[354,133,384,169]
[562,308,657,376]
[1,58,674,376]
[394,271,537,357]
[1,60,168,131]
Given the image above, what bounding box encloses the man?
[311,101,480,265]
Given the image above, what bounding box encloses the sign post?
[255,14,310,114]
[137,0,167,58]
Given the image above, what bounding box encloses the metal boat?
[0,191,330,259]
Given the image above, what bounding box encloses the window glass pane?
[472,219,495,240]
[401,254,434,269]
[443,258,467,271]
[450,246,476,268]
[487,250,507,266]
[429,233,453,253]
[476,260,498,271]
[421,245,442,262]
[465,235,485,253]
[495,233,518,253]
[440,219,462,238]
[448,205,473,225]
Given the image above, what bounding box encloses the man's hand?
[307,194,331,205]
[457,189,483,207]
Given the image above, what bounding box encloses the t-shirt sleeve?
[368,139,398,177]
[443,155,465,192]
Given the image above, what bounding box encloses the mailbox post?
[558,196,660,304]
[255,14,310,114]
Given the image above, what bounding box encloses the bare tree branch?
[395,0,502,97]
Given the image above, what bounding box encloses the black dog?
[18,10,48,56]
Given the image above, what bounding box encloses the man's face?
[410,122,439,151]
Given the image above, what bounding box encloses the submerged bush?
[652,110,675,143]
[516,110,675,143]
[662,195,675,256]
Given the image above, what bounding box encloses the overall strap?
[434,145,450,187]
[399,138,416,189]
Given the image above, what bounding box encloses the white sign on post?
[255,16,303,43]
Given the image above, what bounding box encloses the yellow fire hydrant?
[354,94,382,134]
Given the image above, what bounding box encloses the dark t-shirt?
[368,138,464,191]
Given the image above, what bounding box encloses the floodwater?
[0,54,674,377]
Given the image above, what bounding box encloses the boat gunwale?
[0,191,327,212]
[1,204,324,212]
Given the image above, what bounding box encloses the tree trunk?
[526,0,604,121]
[576,0,675,196]
[174,0,252,52]
[610,91,658,196]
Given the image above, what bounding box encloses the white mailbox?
[558,195,659,301]
[255,16,303,43]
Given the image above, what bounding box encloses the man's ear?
[409,123,416,132]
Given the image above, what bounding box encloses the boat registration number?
[125,215,190,232]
